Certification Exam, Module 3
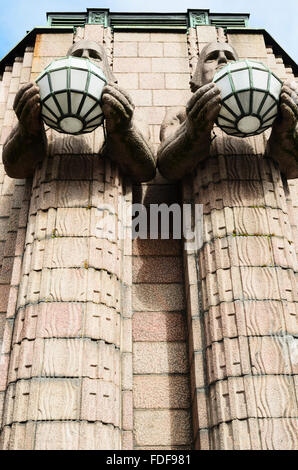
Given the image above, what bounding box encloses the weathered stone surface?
[138,42,163,57]
[152,58,189,73]
[165,73,190,89]
[134,375,190,409]
[113,42,138,57]
[133,312,186,342]
[133,256,183,283]
[132,284,185,311]
[227,33,267,58]
[113,57,151,73]
[133,238,181,256]
[140,73,165,89]
[133,342,189,374]
[153,89,191,106]
[134,410,192,446]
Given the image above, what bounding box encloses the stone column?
[184,132,298,450]
[0,49,34,429]
[0,132,132,449]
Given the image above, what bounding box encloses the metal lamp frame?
[36,56,107,135]
[214,60,283,138]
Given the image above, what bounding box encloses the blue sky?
[0,0,297,63]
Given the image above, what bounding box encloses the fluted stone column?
[184,129,298,450]
[0,130,132,449]
[0,49,35,433]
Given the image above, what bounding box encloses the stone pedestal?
[184,131,298,450]
[0,131,132,449]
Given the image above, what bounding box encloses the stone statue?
[0,40,155,451]
[3,39,156,182]
[156,41,298,449]
[157,41,298,180]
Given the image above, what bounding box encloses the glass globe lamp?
[213,60,282,138]
[35,56,107,135]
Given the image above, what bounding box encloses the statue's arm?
[157,83,221,181]
[157,107,209,181]
[3,122,47,179]
[267,81,298,179]
[101,84,156,182]
[2,83,47,179]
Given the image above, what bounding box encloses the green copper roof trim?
[87,10,109,27]
[47,9,250,30]
[46,9,110,27]
[47,14,87,27]
[110,14,187,29]
[209,15,249,28]
[189,10,209,27]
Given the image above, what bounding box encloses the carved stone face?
[190,42,239,92]
[67,40,117,83]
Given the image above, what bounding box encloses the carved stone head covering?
[190,41,239,92]
[67,39,117,84]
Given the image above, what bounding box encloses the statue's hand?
[101,83,135,134]
[14,82,43,137]
[273,80,298,134]
[185,82,221,139]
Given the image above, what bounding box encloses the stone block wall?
[0,22,297,450]
[112,31,193,450]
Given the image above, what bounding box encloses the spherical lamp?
[213,60,282,138]
[35,56,107,135]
